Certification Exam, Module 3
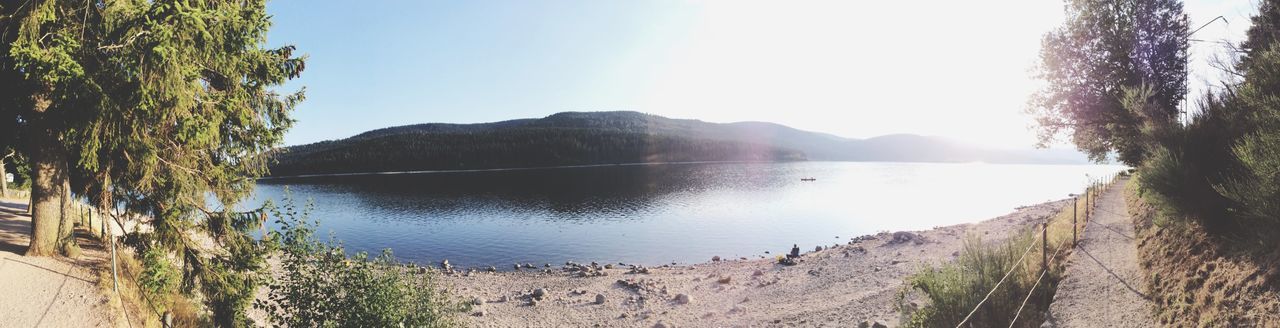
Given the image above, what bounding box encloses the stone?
[529,298,539,307]
[653,321,672,328]
[514,263,522,270]
[674,293,691,304]
[487,266,497,272]
[871,321,888,328]
[470,297,483,305]
[890,231,922,245]
[717,276,731,284]
[472,310,485,317]
[752,270,764,277]
[605,264,615,269]
[712,256,721,262]
[815,245,824,252]
[595,293,606,304]
[440,259,452,271]
[532,288,548,300]
[498,295,509,303]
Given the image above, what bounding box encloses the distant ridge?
[267,111,1088,176]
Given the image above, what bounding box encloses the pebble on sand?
[674,293,691,304]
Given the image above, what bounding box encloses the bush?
[899,232,1059,328]
[255,198,461,327]
[139,248,180,311]
[898,194,1097,328]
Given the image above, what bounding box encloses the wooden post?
[1072,197,1078,247]
[109,215,119,293]
[1039,221,1049,272]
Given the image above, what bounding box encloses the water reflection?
[249,162,1124,268]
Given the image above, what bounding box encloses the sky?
[265,0,1258,149]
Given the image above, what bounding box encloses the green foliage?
[1029,0,1189,166]
[899,234,1054,328]
[1218,132,1280,223]
[139,248,180,311]
[1134,0,1280,242]
[256,196,460,328]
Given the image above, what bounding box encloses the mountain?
[267,111,1088,176]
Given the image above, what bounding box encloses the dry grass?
[1127,178,1280,327]
[94,244,206,327]
[898,176,1121,328]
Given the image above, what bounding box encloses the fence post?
[110,217,119,293]
[1086,183,1091,222]
[1042,221,1048,274]
[1072,196,1078,247]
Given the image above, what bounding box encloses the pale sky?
[267,0,1258,149]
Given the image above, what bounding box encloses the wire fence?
[954,171,1125,328]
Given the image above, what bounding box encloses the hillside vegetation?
[1022,0,1280,325]
[270,111,1085,176]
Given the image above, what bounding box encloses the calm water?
[245,162,1124,269]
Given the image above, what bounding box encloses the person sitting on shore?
[788,244,801,259]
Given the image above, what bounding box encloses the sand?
[439,199,1071,327]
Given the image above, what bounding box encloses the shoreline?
[257,160,782,180]
[439,198,1072,327]
[259,160,1112,181]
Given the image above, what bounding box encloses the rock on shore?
[440,199,1071,327]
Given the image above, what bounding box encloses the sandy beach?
[438,199,1071,327]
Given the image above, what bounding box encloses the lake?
[246,162,1125,269]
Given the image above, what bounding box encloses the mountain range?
[267,111,1088,176]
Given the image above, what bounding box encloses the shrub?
[898,194,1096,328]
[139,248,180,311]
[255,197,461,327]
[898,233,1053,328]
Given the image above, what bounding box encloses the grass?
[93,233,205,327]
[896,176,1120,328]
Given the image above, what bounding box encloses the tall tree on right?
[1029,0,1190,166]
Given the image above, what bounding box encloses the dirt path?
[1045,178,1154,327]
[442,199,1073,327]
[0,199,118,328]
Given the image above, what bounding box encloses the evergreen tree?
[3,0,303,324]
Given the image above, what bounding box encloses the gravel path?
[1046,178,1154,327]
[0,199,117,328]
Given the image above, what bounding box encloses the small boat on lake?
[800,178,816,181]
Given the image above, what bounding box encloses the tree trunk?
[58,178,76,250]
[25,94,67,257]
[1,157,8,198]
[95,169,112,236]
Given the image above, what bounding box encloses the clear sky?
[265,0,1257,149]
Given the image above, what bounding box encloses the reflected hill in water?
[261,163,787,218]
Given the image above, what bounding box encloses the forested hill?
[267,111,1086,176]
